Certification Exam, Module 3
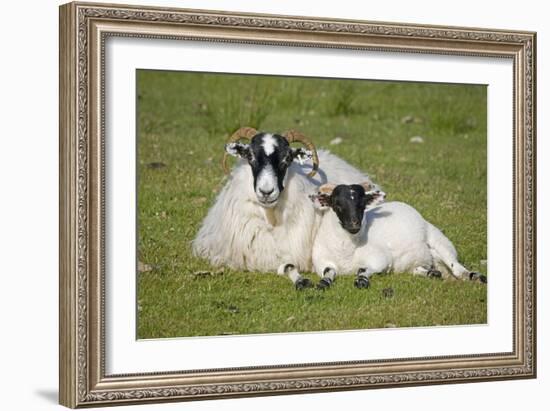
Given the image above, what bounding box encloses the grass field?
[136,70,487,339]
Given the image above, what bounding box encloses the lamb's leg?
[277,263,313,290]
[412,265,442,279]
[450,260,486,283]
[430,248,487,284]
[354,248,390,289]
[427,223,487,284]
[317,267,337,290]
[354,267,378,289]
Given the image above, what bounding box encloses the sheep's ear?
[309,192,331,210]
[291,147,313,165]
[309,184,336,210]
[318,183,336,195]
[363,190,386,209]
[225,142,250,158]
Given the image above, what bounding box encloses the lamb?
[309,182,487,289]
[192,127,376,289]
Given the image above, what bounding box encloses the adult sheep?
[309,182,487,289]
[192,127,376,289]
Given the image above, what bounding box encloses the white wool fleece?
[192,150,376,272]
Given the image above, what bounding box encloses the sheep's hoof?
[295,278,313,290]
[428,269,442,279]
[469,272,487,284]
[316,278,332,291]
[354,277,370,289]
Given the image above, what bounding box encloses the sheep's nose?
[351,218,360,226]
[259,187,274,196]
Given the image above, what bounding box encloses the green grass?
[136,70,487,339]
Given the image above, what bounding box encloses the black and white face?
[310,183,385,234]
[226,133,313,207]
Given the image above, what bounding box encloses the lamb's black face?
[226,133,312,207]
[311,184,385,234]
[329,185,372,234]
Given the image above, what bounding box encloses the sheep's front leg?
[312,258,338,290]
[354,249,389,289]
[354,267,378,289]
[317,266,337,290]
[277,263,313,290]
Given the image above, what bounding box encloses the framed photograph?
[59,1,536,408]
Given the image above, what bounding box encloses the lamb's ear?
[309,183,336,210]
[225,142,250,158]
[363,190,386,209]
[291,147,313,165]
[309,192,331,210]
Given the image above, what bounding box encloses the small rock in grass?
[382,288,394,299]
[330,137,343,145]
[466,117,477,128]
[401,115,423,124]
[155,211,167,219]
[146,161,167,169]
[409,136,424,144]
[193,270,212,278]
[480,259,487,265]
[385,323,397,328]
[192,269,224,279]
[138,261,153,273]
[227,305,239,314]
[286,316,296,322]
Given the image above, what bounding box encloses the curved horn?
[283,129,319,177]
[222,127,258,174]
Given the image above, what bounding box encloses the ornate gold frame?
[59,1,536,408]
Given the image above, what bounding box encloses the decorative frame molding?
[59,1,536,408]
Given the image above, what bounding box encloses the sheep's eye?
[334,205,342,213]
